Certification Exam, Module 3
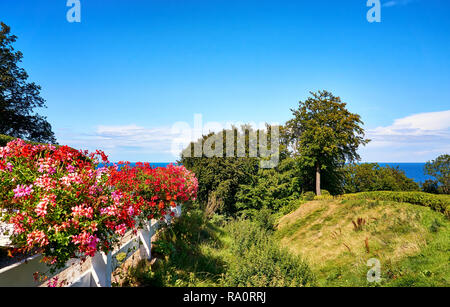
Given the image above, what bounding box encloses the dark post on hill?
[285,90,370,196]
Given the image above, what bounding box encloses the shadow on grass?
[124,210,227,287]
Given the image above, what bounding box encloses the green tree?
[236,157,302,213]
[425,154,449,194]
[180,126,260,215]
[342,163,419,193]
[285,90,370,195]
[0,22,56,143]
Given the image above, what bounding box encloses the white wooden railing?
[0,205,181,287]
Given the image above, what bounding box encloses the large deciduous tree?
[0,22,56,143]
[285,90,370,195]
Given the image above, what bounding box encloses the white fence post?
[90,251,112,287]
[173,204,182,218]
[138,220,153,261]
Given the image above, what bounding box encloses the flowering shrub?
[0,139,198,273]
[108,162,198,220]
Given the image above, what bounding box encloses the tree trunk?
[316,164,321,196]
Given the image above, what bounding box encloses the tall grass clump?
[223,219,316,287]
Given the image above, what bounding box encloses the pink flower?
[48,276,59,288]
[60,173,82,187]
[88,184,103,196]
[72,232,99,257]
[27,230,49,247]
[111,190,123,204]
[100,205,118,216]
[127,205,135,217]
[66,164,75,173]
[71,205,93,219]
[115,223,127,235]
[35,201,48,217]
[37,158,57,174]
[13,184,34,198]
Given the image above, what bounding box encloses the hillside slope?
[275,199,450,286]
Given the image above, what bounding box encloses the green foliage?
[179,127,264,215]
[242,207,276,232]
[302,191,316,201]
[284,90,370,194]
[341,191,450,218]
[278,198,304,216]
[342,163,419,193]
[129,210,315,287]
[152,240,176,257]
[236,157,302,213]
[180,125,292,216]
[422,179,440,194]
[0,23,56,144]
[129,209,226,287]
[0,134,14,147]
[0,134,48,147]
[425,154,449,194]
[224,219,316,287]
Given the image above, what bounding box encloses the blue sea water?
[373,163,431,183]
[102,162,430,184]
[99,162,175,170]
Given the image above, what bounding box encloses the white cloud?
[370,110,450,137]
[55,118,276,162]
[361,110,450,162]
[56,124,193,162]
[382,0,417,7]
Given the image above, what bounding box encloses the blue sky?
[1,0,449,162]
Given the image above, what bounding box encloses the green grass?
[341,191,450,218]
[122,197,449,287]
[120,209,228,287]
[276,199,450,287]
[123,208,315,287]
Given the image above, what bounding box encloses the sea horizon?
[102,162,431,184]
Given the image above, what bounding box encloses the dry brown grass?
[276,199,430,270]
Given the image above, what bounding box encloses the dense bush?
[181,155,259,216]
[224,219,316,287]
[126,208,226,287]
[424,154,449,194]
[302,191,316,201]
[278,199,304,216]
[342,163,419,193]
[0,135,14,147]
[0,134,46,147]
[422,180,440,194]
[0,139,198,273]
[236,158,302,214]
[108,162,198,220]
[240,207,276,232]
[341,191,450,218]
[0,139,136,270]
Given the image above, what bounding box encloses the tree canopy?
[425,154,449,194]
[0,22,56,144]
[284,90,370,195]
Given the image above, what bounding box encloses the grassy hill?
[120,196,449,287]
[275,198,450,286]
